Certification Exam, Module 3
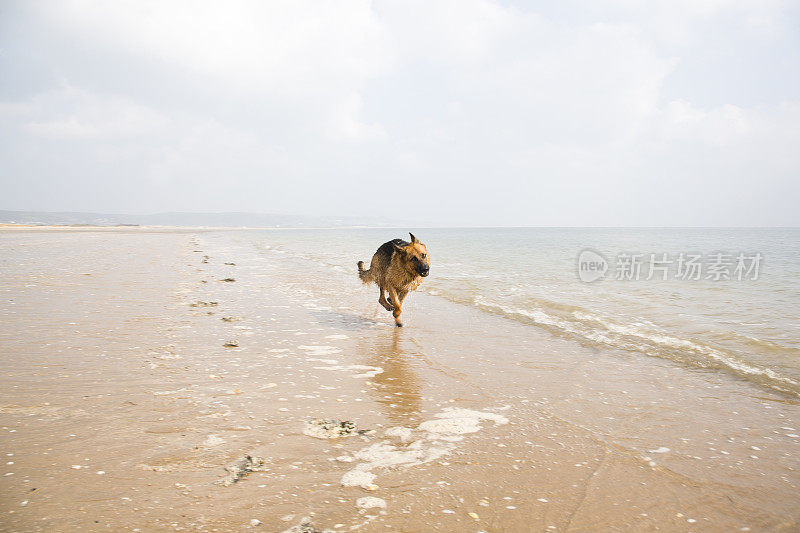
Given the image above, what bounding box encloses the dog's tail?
[357,261,373,284]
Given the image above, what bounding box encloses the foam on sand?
[341,407,508,489]
[306,357,339,365]
[202,434,225,447]
[384,426,413,442]
[298,345,342,356]
[419,407,509,435]
[341,469,377,489]
[314,364,383,378]
[356,496,386,509]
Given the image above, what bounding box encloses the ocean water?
[241,227,800,397]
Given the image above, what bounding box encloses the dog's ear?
[392,242,406,256]
[409,232,418,244]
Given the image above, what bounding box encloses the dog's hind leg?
[378,286,393,312]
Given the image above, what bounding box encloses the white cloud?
[328,91,387,142]
[1,0,797,224]
[601,0,794,47]
[378,0,517,65]
[23,85,168,140]
[38,1,390,85]
[657,100,749,145]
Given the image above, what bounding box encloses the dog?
[357,233,430,327]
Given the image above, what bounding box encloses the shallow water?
[233,227,800,396]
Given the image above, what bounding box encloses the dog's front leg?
[378,286,393,312]
[396,290,408,305]
[388,287,403,327]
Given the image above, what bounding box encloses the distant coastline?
[0,223,393,231]
[0,209,402,228]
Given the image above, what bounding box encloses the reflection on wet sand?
[308,308,380,331]
[359,329,423,425]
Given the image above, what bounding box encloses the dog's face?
[394,233,430,277]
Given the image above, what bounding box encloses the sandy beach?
[1,227,799,532]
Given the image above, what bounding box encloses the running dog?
[357,233,430,327]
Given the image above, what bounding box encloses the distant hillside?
[0,210,400,228]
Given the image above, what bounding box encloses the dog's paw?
[380,300,394,312]
[395,321,403,327]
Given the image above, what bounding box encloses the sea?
[232,227,800,397]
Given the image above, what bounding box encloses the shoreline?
[0,225,401,232]
[1,228,798,531]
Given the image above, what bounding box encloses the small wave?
[468,295,800,397]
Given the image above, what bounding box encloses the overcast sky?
[1,1,799,226]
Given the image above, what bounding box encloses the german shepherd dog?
[357,233,430,327]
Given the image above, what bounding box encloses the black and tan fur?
[357,233,430,327]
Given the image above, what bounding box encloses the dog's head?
[393,233,430,277]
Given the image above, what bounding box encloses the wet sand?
[1,228,799,532]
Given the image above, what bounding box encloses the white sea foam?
[314,364,383,378]
[356,496,386,509]
[384,426,413,443]
[474,296,800,394]
[341,469,377,489]
[203,434,225,447]
[341,407,508,489]
[418,408,509,435]
[306,358,339,365]
[298,345,342,356]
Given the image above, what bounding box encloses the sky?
[1,0,799,226]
